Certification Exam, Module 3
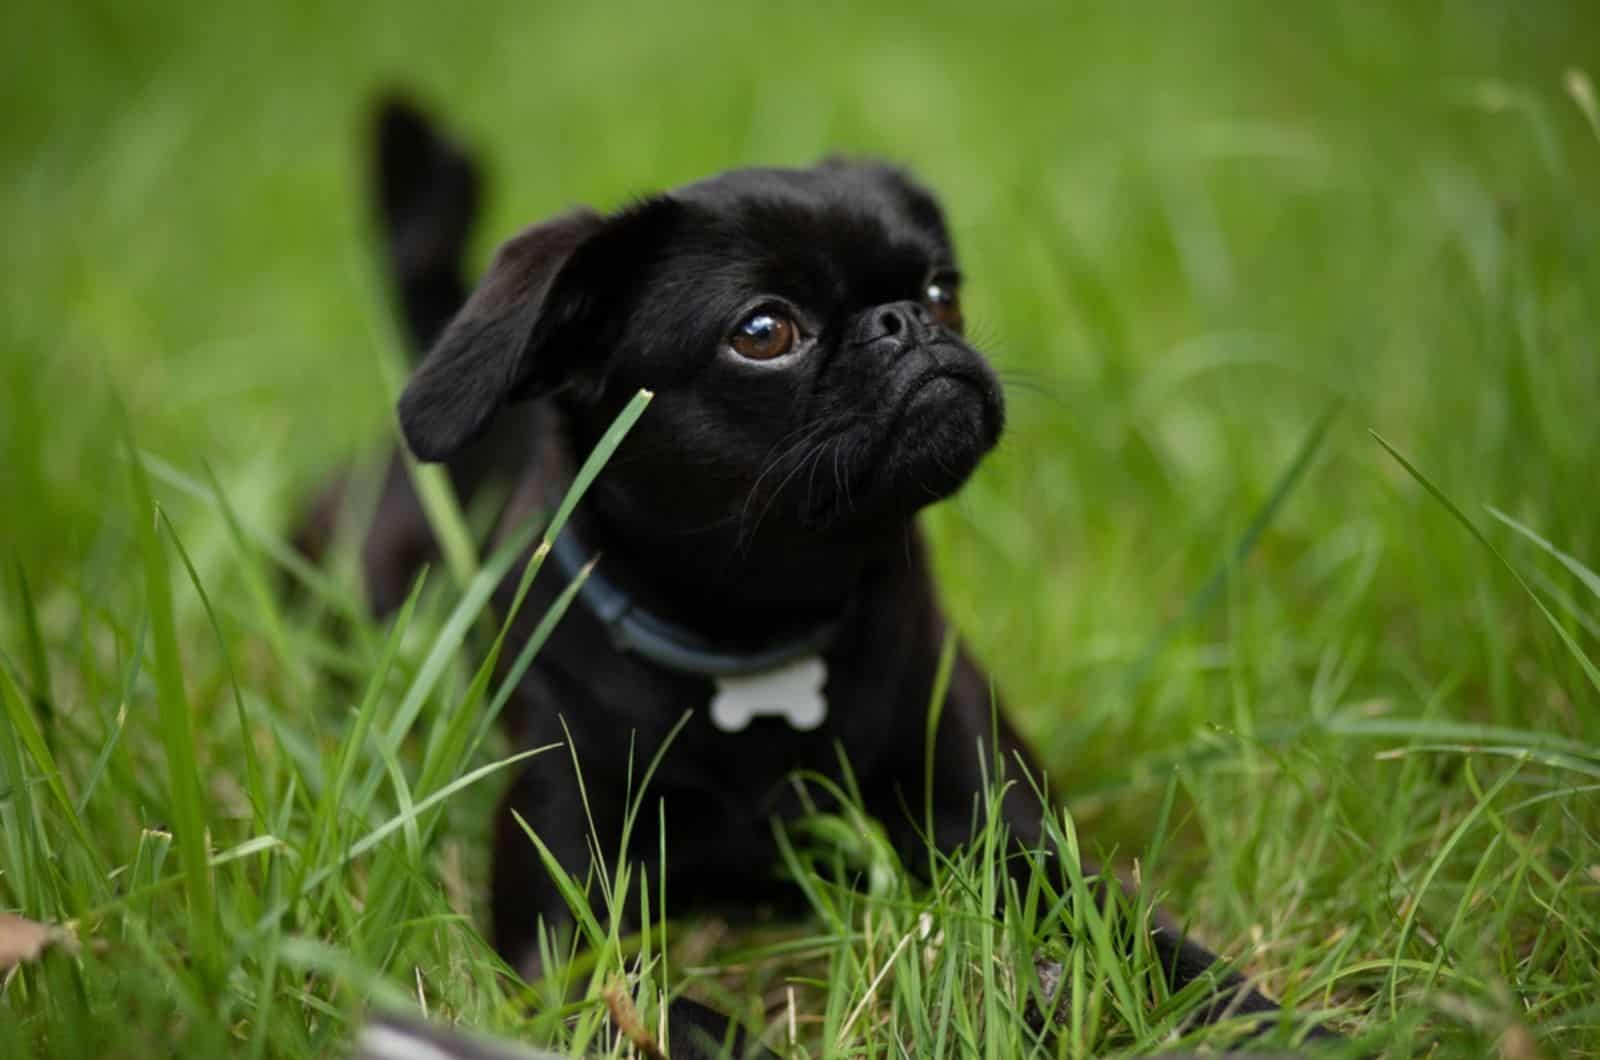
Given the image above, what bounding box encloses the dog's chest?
[655,716,877,865]
[505,543,937,815]
[667,650,914,799]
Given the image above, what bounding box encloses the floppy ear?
[397,208,602,461]
[398,196,682,462]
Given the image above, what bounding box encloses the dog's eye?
[923,276,963,331]
[729,310,799,361]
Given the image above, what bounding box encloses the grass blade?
[9,560,54,740]
[137,450,371,624]
[305,571,426,868]
[545,389,654,546]
[249,744,554,941]
[1120,401,1340,696]
[404,457,479,591]
[1385,756,1524,1014]
[123,421,218,977]
[1487,505,1600,605]
[203,462,306,691]
[159,509,270,833]
[511,808,608,950]
[924,629,959,876]
[467,552,593,759]
[348,516,541,809]
[0,661,102,874]
[1372,431,1600,700]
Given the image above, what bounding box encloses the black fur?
[326,98,1332,1057]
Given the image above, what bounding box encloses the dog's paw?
[354,1014,563,1060]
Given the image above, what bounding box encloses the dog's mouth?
[897,368,998,430]
[733,343,1004,534]
[890,353,1004,445]
[795,356,1003,526]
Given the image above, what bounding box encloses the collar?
[550,524,845,678]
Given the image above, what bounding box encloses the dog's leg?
[896,645,1328,1041]
[489,759,629,979]
[358,1002,776,1060]
[493,762,783,1060]
[917,781,1312,1037]
[663,997,780,1060]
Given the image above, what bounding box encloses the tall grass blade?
[305,572,426,869]
[159,509,270,832]
[1372,431,1600,700]
[0,662,101,873]
[9,560,54,738]
[203,462,305,690]
[251,745,553,940]
[137,451,370,623]
[1120,401,1339,696]
[924,628,959,875]
[1487,505,1600,604]
[1385,756,1524,1014]
[544,389,654,546]
[123,421,218,976]
[349,517,541,808]
[405,457,480,592]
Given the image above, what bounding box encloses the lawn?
[3,1,1599,1057]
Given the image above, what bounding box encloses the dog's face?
[399,161,1003,551]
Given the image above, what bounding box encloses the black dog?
[330,99,1325,1055]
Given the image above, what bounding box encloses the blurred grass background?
[4,0,1600,1056]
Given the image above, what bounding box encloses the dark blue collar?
[549,526,843,678]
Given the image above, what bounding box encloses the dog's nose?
[851,300,931,355]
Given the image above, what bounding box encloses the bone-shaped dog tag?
[709,656,828,733]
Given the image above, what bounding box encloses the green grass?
[4,0,1600,1056]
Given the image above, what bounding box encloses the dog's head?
[399,161,1003,557]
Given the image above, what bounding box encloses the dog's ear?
[398,197,678,461]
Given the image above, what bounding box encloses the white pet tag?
[709,656,828,732]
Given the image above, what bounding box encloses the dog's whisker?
[994,368,1065,384]
[831,440,848,516]
[738,413,873,546]
[736,417,846,546]
[741,433,837,546]
[800,435,840,524]
[738,432,830,546]
[998,378,1071,404]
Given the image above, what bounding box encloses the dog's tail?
[372,95,481,357]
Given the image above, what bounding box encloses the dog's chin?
[798,370,1003,530]
[880,371,1002,499]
